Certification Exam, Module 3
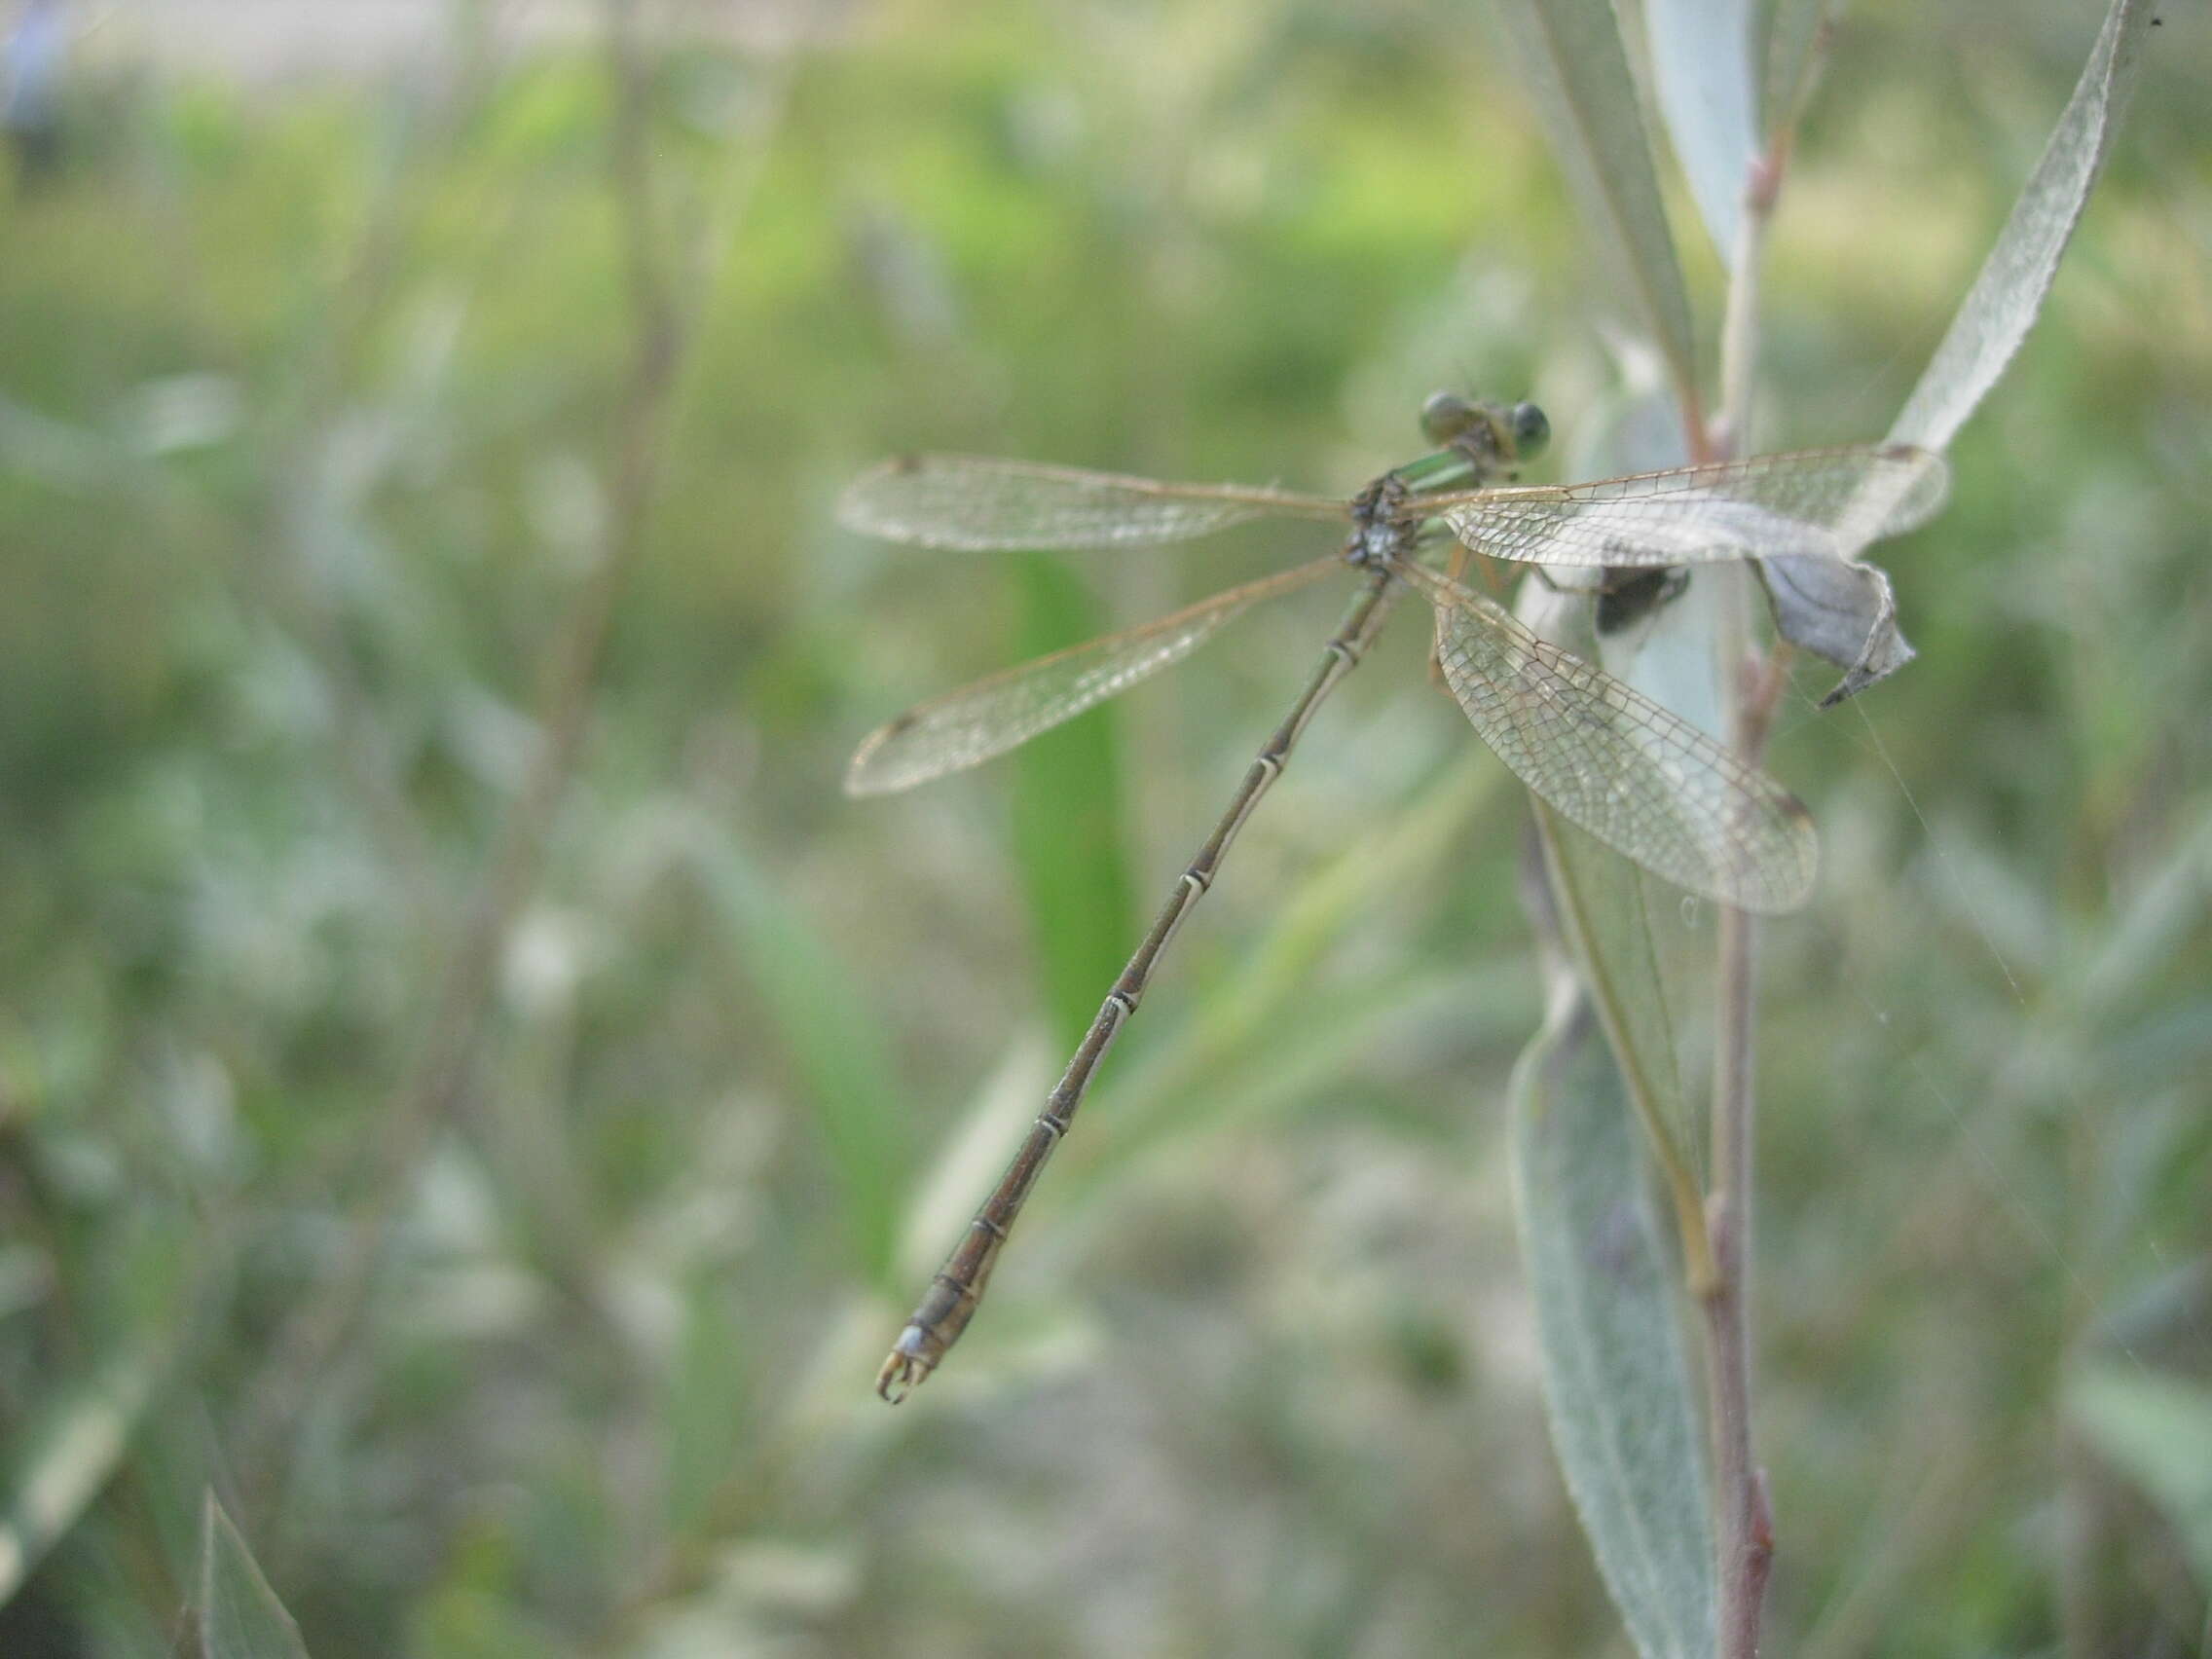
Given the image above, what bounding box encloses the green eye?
[1510,401,1550,457]
[1420,390,1477,446]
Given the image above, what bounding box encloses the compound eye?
[1509,401,1551,457]
[1420,390,1477,446]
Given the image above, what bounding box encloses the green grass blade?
[1009,561,1135,1053]
[0,1339,167,1606]
[1077,757,1500,1182]
[1102,963,1527,1189]
[2066,1364,2212,1594]
[697,830,909,1286]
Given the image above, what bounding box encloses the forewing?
[839,456,1343,551]
[848,560,1338,795]
[1433,444,1948,570]
[1400,564,1817,913]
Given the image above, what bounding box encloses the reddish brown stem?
[1704,643,1790,1658]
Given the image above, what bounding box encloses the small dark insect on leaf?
[1595,567,1690,635]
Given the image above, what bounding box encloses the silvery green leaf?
[1647,0,1759,261]
[1506,567,1714,1659]
[1522,404,1717,1193]
[1889,0,2157,452]
[1524,571,1705,1187]
[200,1493,313,1659]
[1537,800,1709,1194]
[1510,972,1715,1659]
[1492,0,1699,405]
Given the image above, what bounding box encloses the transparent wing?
[848,559,1339,796]
[1398,563,1818,913]
[839,455,1345,551]
[1427,444,1948,569]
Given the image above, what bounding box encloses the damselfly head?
[1419,392,1551,466]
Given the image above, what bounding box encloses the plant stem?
[1705,642,1788,1659]
[1702,126,1793,1658]
[1714,146,1780,461]
[1705,700,1773,1659]
[1705,643,1791,1658]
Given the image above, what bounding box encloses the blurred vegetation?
[0,0,2206,1654]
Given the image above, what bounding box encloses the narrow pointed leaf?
[1492,0,1700,406]
[1511,986,1715,1659]
[1648,0,1759,261]
[1516,577,1705,1198]
[1506,567,1714,1659]
[697,830,908,1285]
[1009,561,1136,1053]
[1889,0,2156,452]
[1536,806,1707,1198]
[0,1340,166,1604]
[1078,758,1502,1185]
[890,1034,1055,1288]
[200,1493,313,1659]
[2067,1364,2212,1592]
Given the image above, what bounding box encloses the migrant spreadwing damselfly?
[841,393,1947,1400]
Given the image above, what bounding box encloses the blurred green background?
[1,0,2207,1653]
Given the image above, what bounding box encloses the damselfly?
[841,393,1945,1399]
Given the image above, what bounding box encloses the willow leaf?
[1493,0,1699,406]
[1511,980,1715,1659]
[1648,0,1759,261]
[1890,0,2155,452]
